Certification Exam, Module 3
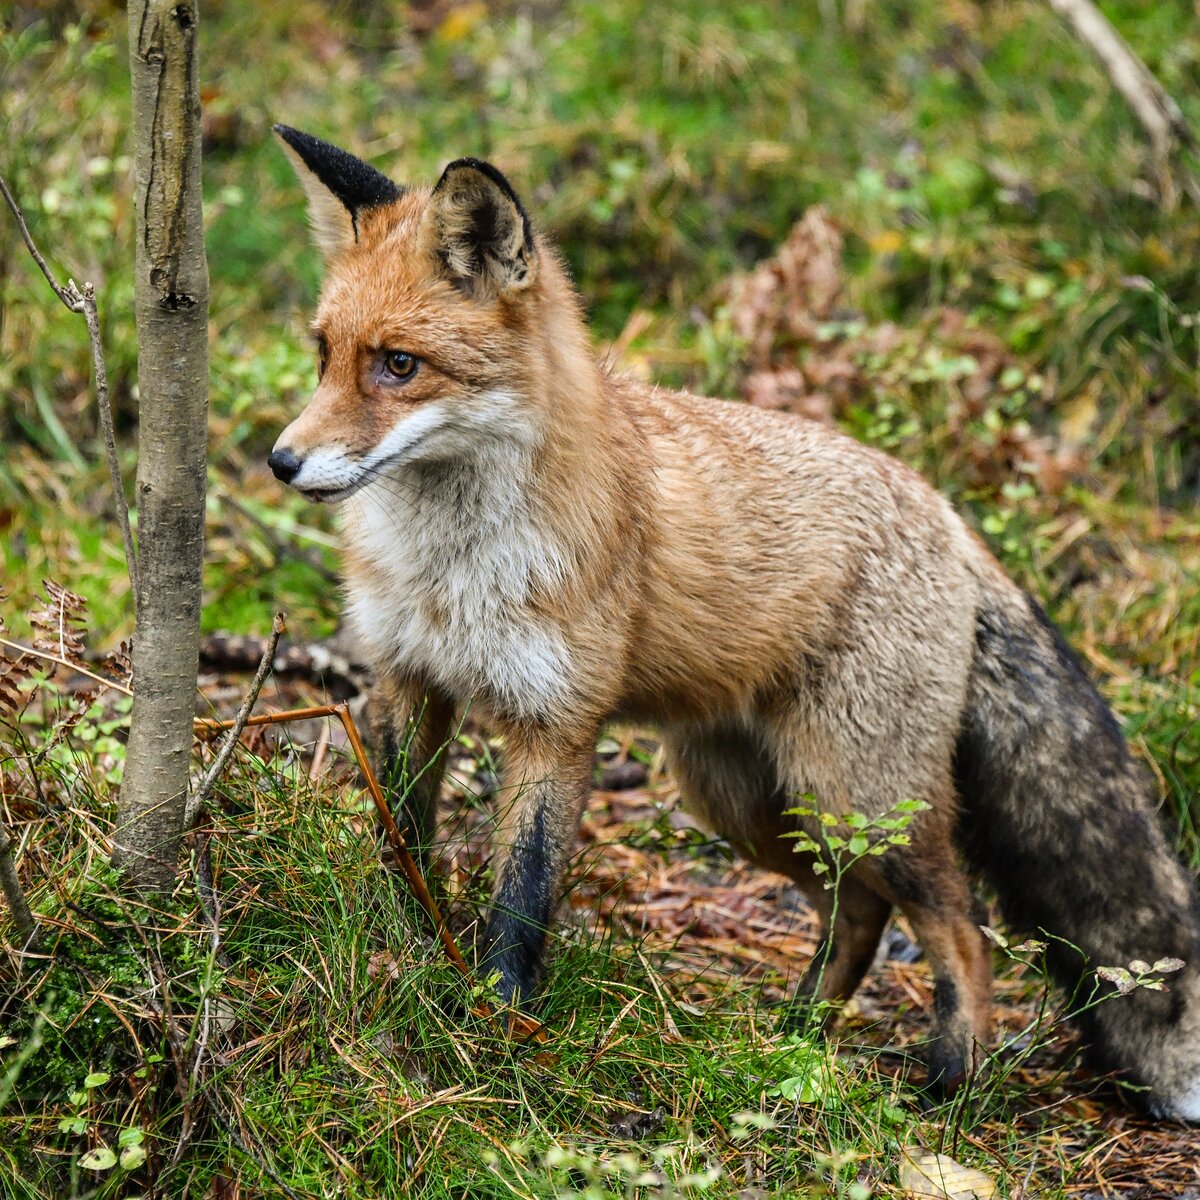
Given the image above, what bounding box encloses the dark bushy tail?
[954,587,1200,1119]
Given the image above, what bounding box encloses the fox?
[267,124,1200,1119]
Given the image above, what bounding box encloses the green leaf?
[80,1146,117,1171]
[58,1116,87,1135]
[774,1074,820,1103]
[83,1072,110,1088]
[117,1127,144,1148]
[1097,965,1136,995]
[119,1145,147,1170]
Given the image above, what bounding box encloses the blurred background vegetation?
[3,4,1200,1195]
[2,0,1197,811]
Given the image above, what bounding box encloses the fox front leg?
[370,676,455,865]
[481,730,595,1007]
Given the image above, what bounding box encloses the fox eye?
[382,350,419,382]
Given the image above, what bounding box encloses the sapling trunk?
[111,0,209,889]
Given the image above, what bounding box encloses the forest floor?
[1,652,1196,1197]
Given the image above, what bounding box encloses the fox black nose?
[268,448,302,484]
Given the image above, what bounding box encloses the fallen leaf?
[899,1149,997,1200]
[436,2,486,42]
[868,229,904,254]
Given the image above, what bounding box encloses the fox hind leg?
[873,837,993,1095]
[767,724,992,1094]
[666,719,891,1022]
[668,719,992,1095]
[786,872,892,1028]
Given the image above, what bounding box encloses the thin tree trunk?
[111,0,209,890]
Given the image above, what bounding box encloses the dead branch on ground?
[1047,0,1200,207]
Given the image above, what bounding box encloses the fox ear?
[273,124,402,259]
[424,158,536,299]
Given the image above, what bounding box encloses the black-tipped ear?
[273,124,402,258]
[424,158,536,299]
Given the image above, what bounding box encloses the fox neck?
[340,319,611,719]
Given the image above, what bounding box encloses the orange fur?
[271,133,1200,1116]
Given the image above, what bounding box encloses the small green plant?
[978,480,1049,574]
[786,796,930,888]
[56,1073,147,1173]
[1095,955,1187,996]
[781,795,928,1038]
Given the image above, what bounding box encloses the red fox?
[269,125,1200,1118]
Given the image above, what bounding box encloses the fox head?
[269,125,581,501]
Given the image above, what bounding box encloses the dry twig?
[0,173,140,594]
[0,635,133,697]
[1047,0,1200,206]
[186,612,286,829]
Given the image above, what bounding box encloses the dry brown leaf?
[367,949,403,983]
[729,206,843,368]
[898,1149,998,1200]
[728,209,1085,497]
[29,579,89,666]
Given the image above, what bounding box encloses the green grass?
[2,0,1199,1194]
[0,719,1091,1199]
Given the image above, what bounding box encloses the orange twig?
[194,701,548,1043]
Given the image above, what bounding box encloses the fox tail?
[955,586,1200,1119]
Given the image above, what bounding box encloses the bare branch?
[0,173,140,593]
[185,613,286,829]
[1048,0,1200,206]
[81,284,139,598]
[0,174,83,310]
[0,635,134,697]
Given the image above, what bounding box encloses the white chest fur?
[340,439,572,720]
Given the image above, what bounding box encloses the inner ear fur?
[425,158,537,299]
